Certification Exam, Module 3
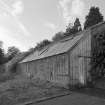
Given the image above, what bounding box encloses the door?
[78,57,85,84]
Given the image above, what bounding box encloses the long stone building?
[17,22,105,88]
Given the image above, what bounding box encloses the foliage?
[0,73,14,83]
[5,52,31,73]
[90,31,105,80]
[73,18,82,31]
[7,46,20,61]
[52,18,82,42]
[28,48,35,52]
[0,41,5,65]
[0,41,3,48]
[0,48,5,65]
[52,31,65,41]
[35,39,51,50]
[0,77,65,105]
[84,7,104,29]
[65,18,82,36]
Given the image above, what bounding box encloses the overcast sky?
[0,0,105,52]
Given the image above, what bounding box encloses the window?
[38,47,49,56]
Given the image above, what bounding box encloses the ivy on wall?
[90,30,105,80]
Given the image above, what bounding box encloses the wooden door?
[78,57,85,84]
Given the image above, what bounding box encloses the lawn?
[0,77,67,105]
[0,75,105,105]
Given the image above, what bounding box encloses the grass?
[1,74,105,105]
[0,77,67,105]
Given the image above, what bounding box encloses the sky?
[0,0,105,52]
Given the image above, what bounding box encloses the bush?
[74,83,85,89]
[0,73,14,83]
[0,65,5,73]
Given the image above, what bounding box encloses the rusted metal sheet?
[18,53,69,86]
[69,30,91,85]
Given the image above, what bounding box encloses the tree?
[0,41,3,48]
[0,41,5,64]
[0,48,5,65]
[84,7,104,29]
[35,39,51,50]
[73,18,82,32]
[28,48,35,52]
[65,18,82,36]
[52,31,65,41]
[7,46,20,60]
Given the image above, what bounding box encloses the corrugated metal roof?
[20,32,85,63]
